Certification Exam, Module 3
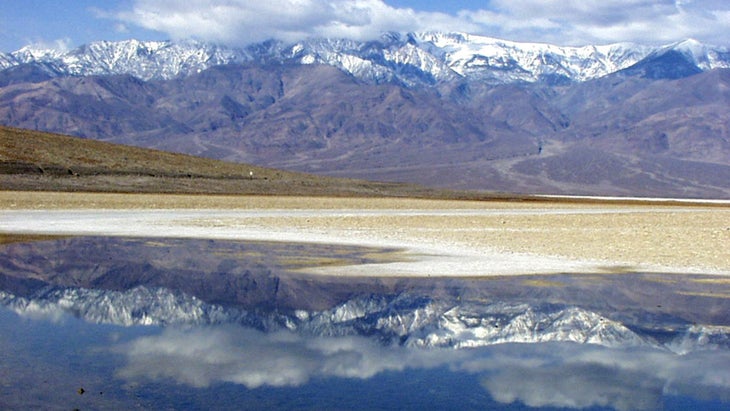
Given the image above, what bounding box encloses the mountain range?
[3,33,729,85]
[1,32,729,197]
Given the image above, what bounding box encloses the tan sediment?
[0,233,70,245]
[185,205,730,274]
[1,191,729,275]
[0,190,537,210]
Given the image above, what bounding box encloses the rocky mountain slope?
[1,33,729,197]
[1,125,486,198]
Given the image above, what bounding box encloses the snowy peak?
[616,38,729,80]
[277,31,653,85]
[11,43,68,62]
[2,33,728,85]
[664,38,730,70]
[410,32,652,83]
[9,39,247,81]
[285,34,456,85]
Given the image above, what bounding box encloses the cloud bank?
[115,327,730,410]
[465,344,730,411]
[115,326,457,388]
[111,0,730,46]
[115,0,475,45]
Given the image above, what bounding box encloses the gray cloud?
[110,0,730,46]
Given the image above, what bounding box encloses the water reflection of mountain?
[3,285,730,354]
[2,305,730,411]
[1,237,729,353]
[2,236,730,410]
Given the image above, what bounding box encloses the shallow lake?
[1,236,729,410]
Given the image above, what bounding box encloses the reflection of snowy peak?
[666,324,730,354]
[2,33,728,85]
[295,295,648,348]
[407,304,646,348]
[0,287,241,326]
[3,287,727,354]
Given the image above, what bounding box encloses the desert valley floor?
[2,191,729,278]
[3,191,730,410]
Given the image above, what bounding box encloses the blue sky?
[2,0,729,52]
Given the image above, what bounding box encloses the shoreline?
[2,191,729,277]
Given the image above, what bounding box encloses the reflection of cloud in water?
[483,360,662,411]
[117,328,730,410]
[464,344,730,411]
[116,326,460,388]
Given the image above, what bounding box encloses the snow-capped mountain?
[2,287,727,353]
[616,38,730,80]
[410,32,653,83]
[3,39,246,81]
[2,32,730,198]
[2,32,728,85]
[660,38,730,71]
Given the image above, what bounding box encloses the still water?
[1,236,729,410]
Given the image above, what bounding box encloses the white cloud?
[114,23,130,34]
[20,37,74,53]
[115,326,457,388]
[111,0,730,46]
[458,0,730,45]
[464,343,730,411]
[115,0,475,45]
[115,325,730,410]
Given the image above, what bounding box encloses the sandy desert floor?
[1,191,729,277]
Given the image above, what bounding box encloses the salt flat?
[1,192,729,277]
